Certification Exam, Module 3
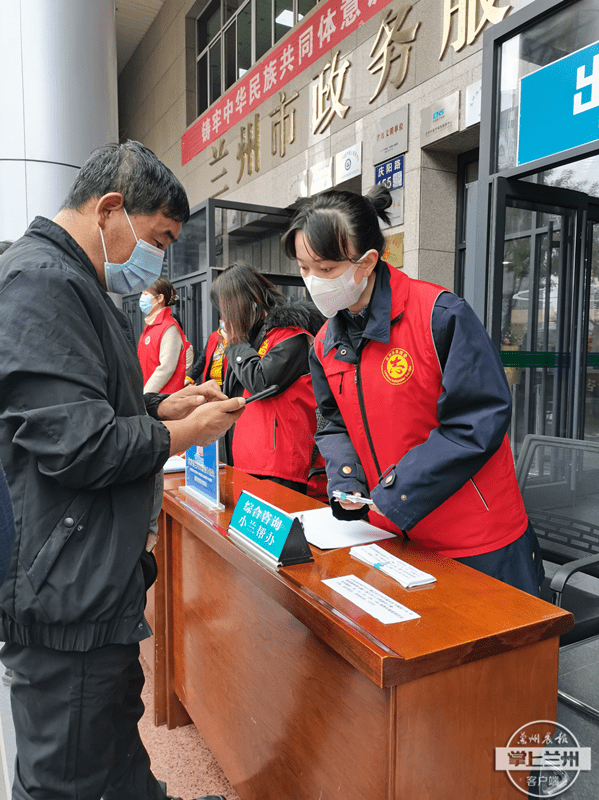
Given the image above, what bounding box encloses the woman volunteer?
[137,277,192,393]
[212,262,323,493]
[281,186,543,594]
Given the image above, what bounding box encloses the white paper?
[163,455,186,472]
[290,507,395,550]
[350,544,436,589]
[323,575,420,625]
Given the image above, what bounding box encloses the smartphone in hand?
[244,385,279,404]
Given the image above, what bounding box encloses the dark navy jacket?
[309,261,513,531]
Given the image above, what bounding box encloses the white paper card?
[290,507,394,550]
[323,575,420,625]
[164,455,186,472]
[350,544,436,588]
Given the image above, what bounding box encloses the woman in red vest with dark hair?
[281,185,544,595]
[137,277,191,393]
[212,262,324,493]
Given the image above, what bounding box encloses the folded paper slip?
[350,543,436,589]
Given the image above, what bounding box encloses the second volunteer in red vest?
[282,186,544,595]
[137,277,192,393]
[212,262,324,494]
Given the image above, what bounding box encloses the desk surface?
[163,467,573,689]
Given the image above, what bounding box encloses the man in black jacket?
[0,142,242,800]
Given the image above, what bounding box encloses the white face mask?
[302,258,368,318]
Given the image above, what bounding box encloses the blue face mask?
[99,209,165,295]
[139,294,155,315]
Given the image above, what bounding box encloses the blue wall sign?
[374,155,403,190]
[519,40,599,165]
[184,441,221,509]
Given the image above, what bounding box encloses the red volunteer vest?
[314,266,528,558]
[232,327,317,483]
[138,307,187,393]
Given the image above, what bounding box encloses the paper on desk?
[164,455,186,472]
[323,575,420,625]
[350,544,436,588]
[290,506,394,550]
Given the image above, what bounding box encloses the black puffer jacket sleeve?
[1,266,170,491]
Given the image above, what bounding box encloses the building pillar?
[0,0,118,240]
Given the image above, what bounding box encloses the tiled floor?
[554,636,599,799]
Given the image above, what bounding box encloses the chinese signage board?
[518,40,599,165]
[383,232,404,269]
[228,490,313,567]
[309,157,333,194]
[372,107,408,165]
[335,143,362,183]
[183,441,222,510]
[375,156,404,226]
[182,0,390,164]
[420,91,460,146]
[465,80,481,127]
[288,169,308,205]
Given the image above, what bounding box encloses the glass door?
[584,207,599,441]
[493,178,597,455]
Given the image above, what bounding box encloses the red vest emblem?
[382,348,414,385]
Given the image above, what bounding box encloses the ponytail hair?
[149,277,178,306]
[281,185,392,262]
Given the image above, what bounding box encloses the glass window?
[237,4,252,78]
[209,38,222,105]
[196,54,207,117]
[194,0,320,119]
[275,0,294,43]
[224,22,237,90]
[170,208,207,279]
[497,0,599,171]
[255,0,272,61]
[197,0,221,50]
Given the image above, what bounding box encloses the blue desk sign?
[181,441,224,511]
[228,490,313,570]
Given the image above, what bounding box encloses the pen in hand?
[332,491,374,505]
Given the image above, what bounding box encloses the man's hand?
[163,395,245,455]
[157,381,227,420]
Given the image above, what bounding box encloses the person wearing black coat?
[0,142,239,800]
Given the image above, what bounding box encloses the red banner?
[181,0,392,165]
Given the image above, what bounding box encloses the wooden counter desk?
[147,466,573,800]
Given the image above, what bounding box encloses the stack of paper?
[290,507,394,550]
[350,543,436,589]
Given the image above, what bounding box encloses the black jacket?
[0,217,171,651]
[222,301,324,467]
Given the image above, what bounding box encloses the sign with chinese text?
[182,0,392,165]
[375,156,404,226]
[288,169,308,205]
[372,107,408,165]
[335,143,362,183]
[309,157,333,195]
[420,91,459,146]
[465,80,481,127]
[182,441,222,510]
[383,232,404,269]
[228,490,313,567]
[518,40,599,165]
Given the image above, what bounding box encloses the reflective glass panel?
[497,0,599,170]
[255,0,272,61]
[170,208,207,279]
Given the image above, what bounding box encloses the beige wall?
[118,0,528,288]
